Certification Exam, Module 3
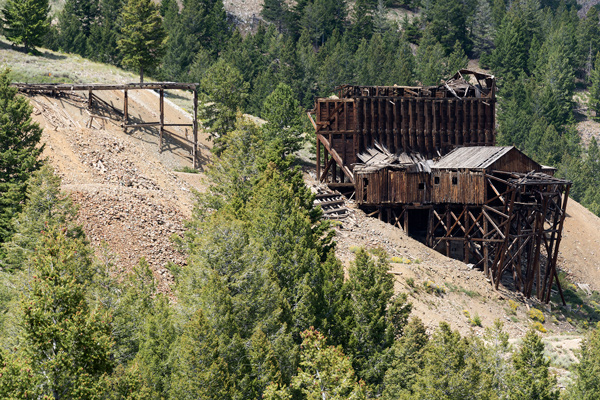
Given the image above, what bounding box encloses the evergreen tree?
[382,317,429,399]
[490,11,529,75]
[425,0,475,54]
[135,294,176,398]
[565,322,600,399]
[1,0,49,51]
[576,7,600,80]
[509,329,558,400]
[407,322,496,400]
[446,40,469,77]
[589,53,600,121]
[262,83,305,154]
[118,0,166,82]
[262,0,288,31]
[2,165,82,272]
[170,310,233,399]
[264,328,366,400]
[0,69,43,250]
[349,0,375,42]
[161,0,230,80]
[87,0,124,65]
[472,0,494,59]
[19,228,113,399]
[57,0,99,56]
[345,249,411,393]
[415,28,447,85]
[198,59,249,150]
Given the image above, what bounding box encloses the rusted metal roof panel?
[432,146,515,170]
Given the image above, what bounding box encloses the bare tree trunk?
[140,66,144,83]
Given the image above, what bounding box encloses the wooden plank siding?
[316,96,495,170]
[431,171,486,204]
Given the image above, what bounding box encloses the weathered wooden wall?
[430,171,486,204]
[355,169,429,204]
[316,96,495,161]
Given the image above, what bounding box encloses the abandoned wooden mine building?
[308,70,572,304]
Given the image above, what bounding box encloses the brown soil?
[28,82,600,368]
[28,89,210,294]
[305,170,600,339]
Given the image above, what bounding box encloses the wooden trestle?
[359,172,571,304]
[13,82,200,168]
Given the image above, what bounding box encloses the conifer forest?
[1,0,600,398]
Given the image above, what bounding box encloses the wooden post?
[316,138,321,182]
[123,89,128,133]
[88,89,93,109]
[192,87,198,169]
[464,206,470,263]
[159,89,164,153]
[446,206,451,257]
[483,214,489,277]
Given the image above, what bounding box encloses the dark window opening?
[452,176,458,185]
[434,176,440,185]
[418,182,425,190]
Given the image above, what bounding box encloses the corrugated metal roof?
[432,146,514,169]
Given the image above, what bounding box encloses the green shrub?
[508,300,518,315]
[175,166,199,173]
[529,308,545,323]
[406,277,415,287]
[423,281,445,296]
[532,321,547,333]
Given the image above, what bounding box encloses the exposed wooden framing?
[123,89,128,133]
[15,81,201,169]
[311,73,572,304]
[159,89,164,153]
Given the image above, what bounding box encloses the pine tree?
[118,0,166,82]
[135,294,176,398]
[265,328,366,400]
[446,40,469,77]
[576,7,600,80]
[509,329,558,400]
[0,69,43,249]
[57,0,99,56]
[425,0,474,54]
[472,0,494,59]
[2,165,82,272]
[1,0,49,51]
[170,310,233,399]
[565,323,600,399]
[408,322,496,400]
[382,317,429,399]
[589,53,600,121]
[20,228,113,399]
[87,0,124,65]
[349,0,374,42]
[345,248,411,393]
[198,59,249,150]
[490,11,529,76]
[415,28,447,85]
[262,0,287,31]
[261,82,304,155]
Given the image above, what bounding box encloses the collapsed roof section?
[336,69,495,100]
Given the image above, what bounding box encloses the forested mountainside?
[2,0,600,398]
[12,0,600,215]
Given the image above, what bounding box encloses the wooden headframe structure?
[309,71,572,304]
[307,70,496,187]
[13,82,201,168]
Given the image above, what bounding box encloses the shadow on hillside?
[39,50,67,60]
[0,37,66,60]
